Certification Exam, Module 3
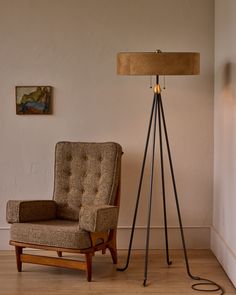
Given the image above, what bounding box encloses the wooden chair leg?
[15,246,23,272]
[108,229,117,264]
[57,251,62,257]
[108,245,117,264]
[85,253,93,282]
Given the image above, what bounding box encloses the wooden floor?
[0,249,235,295]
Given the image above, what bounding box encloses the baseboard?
[117,225,210,249]
[211,226,236,287]
[0,226,210,250]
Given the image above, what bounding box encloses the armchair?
[6,142,122,281]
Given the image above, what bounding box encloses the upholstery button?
[94,188,98,193]
[83,172,87,177]
[83,155,88,161]
[64,186,70,192]
[98,155,103,161]
[66,170,72,176]
[81,188,85,194]
[66,155,72,161]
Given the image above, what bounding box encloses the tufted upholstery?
[6,141,122,251]
[6,142,122,280]
[53,142,122,221]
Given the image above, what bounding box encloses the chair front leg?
[85,253,93,282]
[108,229,118,264]
[108,241,117,264]
[15,246,23,272]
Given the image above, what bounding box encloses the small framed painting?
[16,86,52,115]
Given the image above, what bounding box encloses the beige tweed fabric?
[11,220,92,249]
[79,205,118,232]
[7,142,122,250]
[53,142,122,221]
[6,200,57,223]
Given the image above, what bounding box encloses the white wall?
[0,0,214,250]
[212,0,236,287]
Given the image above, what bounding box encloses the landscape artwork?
[16,86,52,115]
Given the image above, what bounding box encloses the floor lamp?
[116,51,224,294]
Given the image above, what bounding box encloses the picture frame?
[16,86,52,115]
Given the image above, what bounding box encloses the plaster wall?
[0,0,214,250]
[212,0,236,286]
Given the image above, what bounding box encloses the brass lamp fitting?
[154,84,161,94]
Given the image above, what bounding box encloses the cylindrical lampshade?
[117,52,200,75]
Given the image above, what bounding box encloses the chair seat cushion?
[10,219,92,250]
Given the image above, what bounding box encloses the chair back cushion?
[53,142,122,221]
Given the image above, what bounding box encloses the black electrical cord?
[190,276,224,294]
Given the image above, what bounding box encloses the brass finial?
[154,84,161,94]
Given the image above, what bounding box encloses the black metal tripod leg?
[117,94,156,272]
[159,95,199,280]
[143,94,158,287]
[157,94,172,266]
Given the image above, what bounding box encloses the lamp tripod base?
[117,76,224,295]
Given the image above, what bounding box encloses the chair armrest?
[79,205,118,232]
[6,200,57,223]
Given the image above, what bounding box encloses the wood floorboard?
[0,250,235,295]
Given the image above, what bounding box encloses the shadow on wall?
[223,62,236,101]
[218,62,236,215]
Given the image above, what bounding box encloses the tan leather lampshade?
[117,52,200,75]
